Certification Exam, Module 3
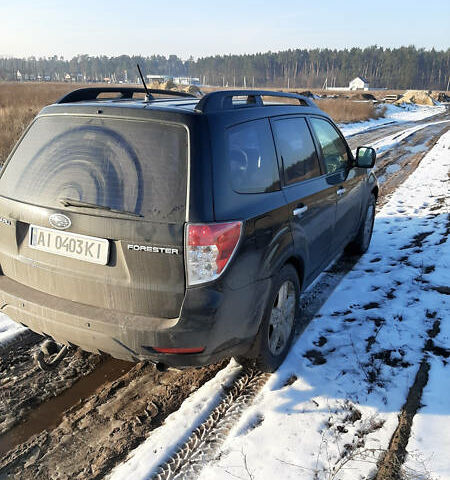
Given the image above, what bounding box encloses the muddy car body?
[0,88,378,371]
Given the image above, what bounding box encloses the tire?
[242,264,300,373]
[347,193,376,255]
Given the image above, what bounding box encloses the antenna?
[137,64,152,101]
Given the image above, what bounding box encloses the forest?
[1,46,448,90]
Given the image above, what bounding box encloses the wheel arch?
[284,255,305,291]
[371,185,379,200]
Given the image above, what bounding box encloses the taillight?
[185,221,242,286]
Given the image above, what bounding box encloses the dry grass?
[0,82,390,164]
[203,85,387,123]
[315,98,385,123]
[0,82,77,164]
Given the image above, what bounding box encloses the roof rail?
[56,87,197,104]
[195,90,316,113]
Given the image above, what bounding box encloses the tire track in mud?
[345,107,449,146]
[0,355,131,456]
[0,361,227,479]
[152,368,270,480]
[375,315,449,480]
[0,331,103,439]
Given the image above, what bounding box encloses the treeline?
[1,46,449,90]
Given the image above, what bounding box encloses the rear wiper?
[59,197,143,218]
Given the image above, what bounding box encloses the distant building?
[16,70,22,81]
[173,77,201,86]
[349,76,369,91]
[146,74,170,83]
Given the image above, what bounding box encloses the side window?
[271,117,321,185]
[226,119,280,194]
[310,118,349,174]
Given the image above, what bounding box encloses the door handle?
[293,205,308,217]
[337,187,346,197]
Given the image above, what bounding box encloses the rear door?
[271,116,336,286]
[0,114,188,318]
[309,117,363,251]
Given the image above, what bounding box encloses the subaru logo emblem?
[49,213,71,230]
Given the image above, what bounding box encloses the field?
[0,83,76,164]
[0,82,391,165]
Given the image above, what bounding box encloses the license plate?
[29,225,109,265]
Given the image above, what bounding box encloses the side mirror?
[355,146,376,168]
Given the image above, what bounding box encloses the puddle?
[0,356,133,456]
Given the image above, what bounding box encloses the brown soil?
[0,360,226,480]
[375,315,444,480]
[375,359,430,480]
[0,332,102,436]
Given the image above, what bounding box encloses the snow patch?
[0,312,26,346]
[339,103,446,137]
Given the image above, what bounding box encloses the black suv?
[0,88,377,372]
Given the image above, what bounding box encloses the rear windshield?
[0,115,188,222]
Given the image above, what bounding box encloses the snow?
[0,312,26,345]
[108,360,243,480]
[110,131,449,479]
[404,358,450,480]
[405,276,450,480]
[93,113,450,478]
[196,131,450,480]
[370,120,449,155]
[339,103,446,137]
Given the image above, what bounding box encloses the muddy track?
[347,112,449,208]
[153,368,270,480]
[0,331,103,438]
[345,106,449,146]
[375,316,445,480]
[0,360,227,479]
[0,113,448,479]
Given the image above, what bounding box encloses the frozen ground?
[403,358,450,480]
[404,291,450,480]
[339,103,446,137]
[110,131,450,480]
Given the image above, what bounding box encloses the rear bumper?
[0,274,271,367]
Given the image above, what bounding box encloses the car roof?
[38,88,329,123]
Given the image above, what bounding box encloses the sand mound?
[149,80,201,96]
[182,84,202,96]
[394,90,436,106]
[150,80,177,91]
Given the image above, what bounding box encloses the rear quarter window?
[226,119,280,194]
[271,117,321,185]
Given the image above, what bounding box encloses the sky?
[1,0,449,59]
